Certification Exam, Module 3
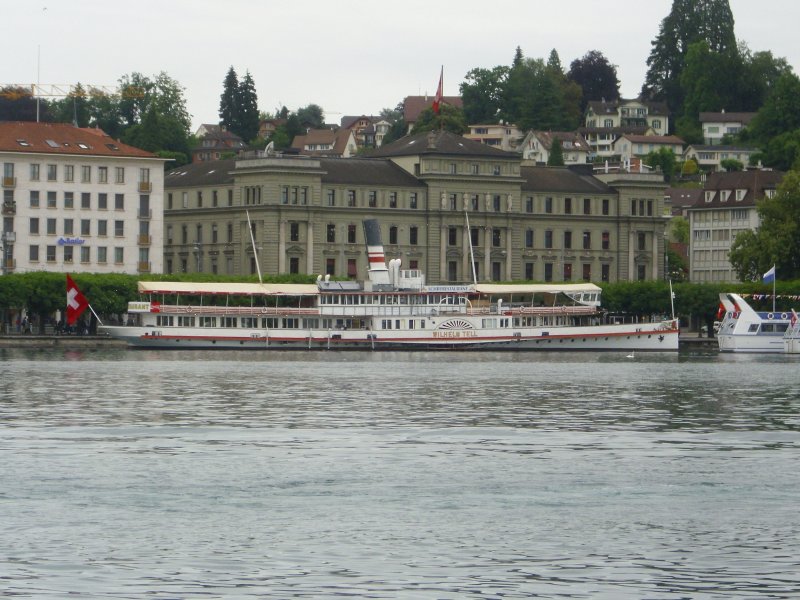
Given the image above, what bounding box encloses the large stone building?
[163,131,669,284]
[1,121,166,276]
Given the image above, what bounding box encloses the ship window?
[262,317,279,328]
[748,324,759,333]
[223,317,237,328]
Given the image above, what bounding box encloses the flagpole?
[88,304,104,326]
[773,265,776,313]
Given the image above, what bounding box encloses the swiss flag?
[432,67,443,114]
[66,274,89,325]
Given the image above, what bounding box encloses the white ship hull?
[100,320,679,351]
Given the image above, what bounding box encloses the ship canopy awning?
[137,281,319,296]
[474,283,602,295]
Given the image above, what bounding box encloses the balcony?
[2,176,16,188]
[137,261,151,273]
[2,231,16,243]
[2,201,15,215]
[138,208,152,219]
[137,234,152,246]
[138,181,152,193]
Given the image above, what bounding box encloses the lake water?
[1,348,799,599]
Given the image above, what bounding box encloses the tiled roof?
[520,165,614,194]
[664,187,702,206]
[586,98,670,116]
[534,131,591,152]
[320,157,425,187]
[0,121,156,158]
[691,170,784,208]
[370,130,516,159]
[164,159,236,188]
[698,112,756,124]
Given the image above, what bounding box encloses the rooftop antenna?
[245,210,263,284]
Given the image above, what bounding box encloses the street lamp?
[193,243,202,272]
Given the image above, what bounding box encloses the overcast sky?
[3,0,798,132]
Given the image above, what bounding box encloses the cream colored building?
[164,131,668,284]
[688,170,783,282]
[1,121,166,276]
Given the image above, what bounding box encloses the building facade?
[687,170,783,282]
[698,111,756,145]
[1,121,166,276]
[164,132,668,285]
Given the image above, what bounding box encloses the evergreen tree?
[642,0,736,118]
[219,66,239,134]
[512,46,523,68]
[546,49,563,75]
[237,70,259,142]
[547,139,564,166]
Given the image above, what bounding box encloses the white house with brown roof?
[463,123,523,152]
[585,98,670,136]
[1,121,166,276]
[684,145,759,172]
[290,128,357,157]
[519,131,591,164]
[687,169,783,282]
[698,111,756,145]
[614,134,685,165]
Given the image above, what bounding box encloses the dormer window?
[16,139,30,146]
[721,190,731,202]
[735,189,746,201]
[705,191,714,203]
[765,189,776,199]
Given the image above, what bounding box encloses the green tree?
[296,104,325,129]
[547,139,564,166]
[642,0,737,118]
[237,71,260,142]
[670,216,689,243]
[644,147,678,182]
[729,170,800,280]
[504,57,580,131]
[720,158,743,171]
[737,48,793,111]
[410,104,467,135]
[459,66,509,124]
[50,83,91,126]
[546,48,563,74]
[679,41,743,127]
[219,66,239,134]
[567,50,621,114]
[749,72,800,142]
[761,130,800,171]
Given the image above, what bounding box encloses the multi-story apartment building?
[1,121,166,276]
[463,123,522,152]
[687,170,783,282]
[683,145,758,172]
[585,98,670,135]
[163,131,668,284]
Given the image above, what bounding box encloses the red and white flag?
[66,274,89,325]
[432,67,443,114]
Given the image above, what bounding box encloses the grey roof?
[369,130,517,159]
[165,159,236,188]
[319,157,425,187]
[698,112,756,124]
[520,166,615,194]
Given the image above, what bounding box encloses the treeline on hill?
[1,272,796,335]
[2,1,797,169]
